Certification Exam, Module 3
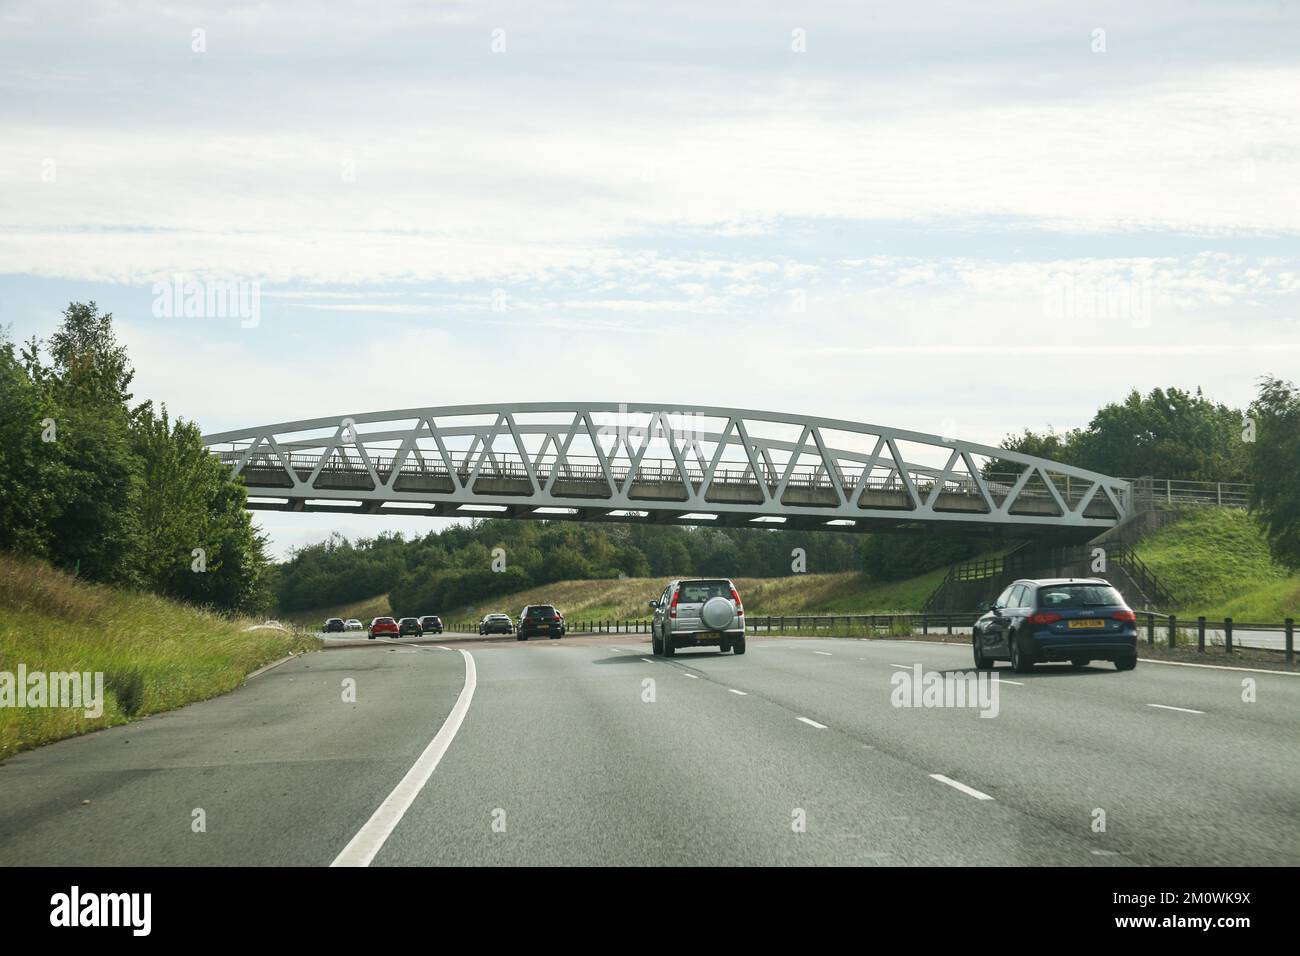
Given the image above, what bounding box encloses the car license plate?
[1069,619,1105,629]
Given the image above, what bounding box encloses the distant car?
[344,619,363,631]
[479,614,513,635]
[397,617,423,638]
[517,604,565,640]
[323,618,345,633]
[367,617,399,640]
[973,578,1138,672]
[419,615,443,634]
[650,578,746,657]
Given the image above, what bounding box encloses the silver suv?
[649,578,746,657]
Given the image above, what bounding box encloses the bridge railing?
[1131,476,1251,510]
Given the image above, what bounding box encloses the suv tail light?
[1029,612,1062,625]
[1111,609,1136,622]
[669,587,680,619]
[730,586,744,616]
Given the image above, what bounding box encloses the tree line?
[0,303,268,612]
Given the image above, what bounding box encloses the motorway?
[0,634,1296,866]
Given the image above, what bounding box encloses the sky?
[2,0,1297,557]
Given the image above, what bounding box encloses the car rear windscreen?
[1036,584,1124,608]
[528,606,556,616]
[677,581,731,602]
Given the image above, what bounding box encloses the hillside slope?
[0,553,318,757]
[283,563,967,628]
[1132,508,1298,620]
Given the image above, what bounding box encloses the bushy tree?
[131,402,269,611]
[1247,377,1300,569]
[0,303,266,610]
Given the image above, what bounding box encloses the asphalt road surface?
[1,634,1296,866]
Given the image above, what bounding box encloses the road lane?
[0,644,465,865]
[0,633,1294,866]
[718,637,1300,865]
[371,639,1127,866]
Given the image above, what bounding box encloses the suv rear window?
[1036,584,1124,608]
[678,581,731,602]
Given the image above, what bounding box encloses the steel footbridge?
[202,403,1134,534]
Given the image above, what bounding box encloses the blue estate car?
[973,578,1138,673]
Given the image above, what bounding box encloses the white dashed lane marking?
[929,774,993,801]
[1148,703,1205,715]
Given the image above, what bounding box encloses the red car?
[367,617,399,640]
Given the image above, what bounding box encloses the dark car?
[397,617,423,638]
[973,578,1138,673]
[323,618,345,633]
[479,614,514,635]
[517,604,565,640]
[419,615,443,634]
[367,617,400,640]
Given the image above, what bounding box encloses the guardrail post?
[922,614,929,636]
[1168,614,1177,649]
[1197,616,1205,654]
[1146,613,1154,646]
[1285,618,1294,665]
[1224,617,1233,655]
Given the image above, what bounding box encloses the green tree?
[1247,377,1300,569]
[131,402,269,610]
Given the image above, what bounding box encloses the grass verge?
[0,553,320,759]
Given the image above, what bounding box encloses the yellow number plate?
[1069,619,1105,629]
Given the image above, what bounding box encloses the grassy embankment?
[283,560,970,628]
[0,553,319,758]
[1134,508,1299,622]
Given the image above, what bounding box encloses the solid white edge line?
[796,716,827,728]
[682,673,699,679]
[929,773,993,800]
[995,677,1025,686]
[728,688,748,695]
[1137,657,1300,676]
[1147,703,1206,715]
[331,648,477,868]
[813,651,833,656]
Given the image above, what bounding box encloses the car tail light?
[669,587,680,619]
[730,586,744,616]
[1029,612,1062,625]
[1111,609,1136,622]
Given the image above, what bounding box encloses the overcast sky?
[2,1,1297,557]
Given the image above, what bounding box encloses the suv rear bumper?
[667,629,745,648]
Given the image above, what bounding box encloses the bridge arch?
[202,402,1131,534]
